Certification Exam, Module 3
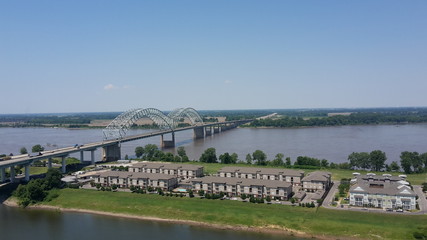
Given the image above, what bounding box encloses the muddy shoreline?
[2,198,357,240]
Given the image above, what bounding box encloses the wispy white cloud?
[104,84,115,90]
[123,85,130,89]
[224,80,232,84]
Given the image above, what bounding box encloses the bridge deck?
[0,120,251,169]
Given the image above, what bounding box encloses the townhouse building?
[190,176,293,200]
[301,171,332,192]
[349,174,417,210]
[128,162,204,179]
[217,166,304,186]
[92,171,178,191]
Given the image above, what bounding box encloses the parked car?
[396,209,404,212]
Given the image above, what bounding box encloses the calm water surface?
[1,125,426,239]
[0,204,301,240]
[1,124,427,163]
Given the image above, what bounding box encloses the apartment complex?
[128,162,204,179]
[349,174,417,210]
[92,171,178,191]
[191,176,293,200]
[301,171,332,192]
[217,166,304,186]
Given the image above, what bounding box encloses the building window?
[402,200,411,210]
[355,197,363,206]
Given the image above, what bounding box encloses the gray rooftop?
[91,170,176,180]
[191,176,292,189]
[131,162,203,171]
[350,181,416,197]
[302,171,331,182]
[218,166,304,177]
[356,174,402,182]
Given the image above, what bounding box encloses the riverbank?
[5,188,426,240]
[242,122,427,129]
[2,197,318,240]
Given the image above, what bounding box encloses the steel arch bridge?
[103,107,204,140]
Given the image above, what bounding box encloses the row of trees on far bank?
[197,148,352,169]
[133,144,427,174]
[248,112,427,128]
[134,144,189,163]
[348,150,427,174]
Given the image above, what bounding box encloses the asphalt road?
[413,185,427,214]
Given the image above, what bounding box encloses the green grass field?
[29,167,48,175]
[183,162,427,185]
[45,189,427,240]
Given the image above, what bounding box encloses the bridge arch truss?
[103,107,203,140]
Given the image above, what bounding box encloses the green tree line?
[248,112,427,128]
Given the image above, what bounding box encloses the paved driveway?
[413,185,427,214]
[322,181,338,209]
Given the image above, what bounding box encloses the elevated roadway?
[0,119,252,183]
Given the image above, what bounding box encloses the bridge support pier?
[213,125,221,134]
[91,150,95,165]
[48,158,52,169]
[24,164,30,181]
[10,166,15,183]
[61,156,67,174]
[193,127,205,139]
[80,151,84,163]
[161,132,175,148]
[0,168,6,183]
[205,126,213,136]
[102,144,121,162]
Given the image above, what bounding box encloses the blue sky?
[1,1,426,114]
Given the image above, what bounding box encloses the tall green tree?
[400,151,414,174]
[230,153,238,164]
[177,146,187,158]
[143,144,160,160]
[421,152,427,172]
[20,147,28,154]
[199,148,217,163]
[31,144,44,153]
[135,146,144,158]
[411,152,424,173]
[162,152,175,162]
[219,152,232,164]
[369,150,386,171]
[252,150,267,166]
[285,157,291,167]
[245,154,252,164]
[321,159,329,168]
[45,168,63,189]
[390,161,400,172]
[271,153,284,166]
[348,152,370,170]
[181,155,189,162]
[400,151,420,174]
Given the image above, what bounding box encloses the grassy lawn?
[182,162,427,185]
[29,167,48,175]
[45,189,427,240]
